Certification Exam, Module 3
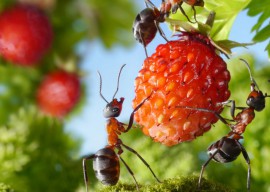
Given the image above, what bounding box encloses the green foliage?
[0,64,41,124]
[169,0,251,40]
[0,106,82,191]
[0,1,137,191]
[0,0,269,191]
[100,176,232,192]
[204,0,251,40]
[115,56,270,192]
[0,183,14,192]
[246,0,270,57]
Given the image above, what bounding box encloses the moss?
[0,183,14,192]
[97,175,233,192]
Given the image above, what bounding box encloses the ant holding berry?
[177,59,269,191]
[82,64,160,191]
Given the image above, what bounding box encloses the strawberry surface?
[133,34,231,146]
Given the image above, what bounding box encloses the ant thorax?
[106,118,125,146]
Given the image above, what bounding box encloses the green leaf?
[214,40,254,55]
[246,0,270,16]
[205,0,251,40]
[265,42,270,56]
[251,11,270,32]
[253,24,270,42]
[168,0,251,40]
[246,0,270,57]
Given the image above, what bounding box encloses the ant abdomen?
[207,138,241,163]
[93,147,120,186]
[133,8,157,46]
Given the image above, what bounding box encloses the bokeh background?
[0,0,269,191]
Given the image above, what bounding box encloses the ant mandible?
[82,64,161,191]
[177,59,269,192]
[133,0,170,58]
[165,0,204,23]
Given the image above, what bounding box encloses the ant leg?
[218,100,248,119]
[192,6,198,23]
[119,156,140,191]
[82,154,96,192]
[121,143,162,183]
[178,3,196,24]
[236,141,251,192]
[177,106,233,131]
[125,92,153,132]
[198,137,225,188]
[217,100,236,119]
[154,21,169,43]
[198,150,219,188]
[138,27,149,60]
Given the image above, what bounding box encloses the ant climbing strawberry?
[82,64,160,191]
[177,59,269,192]
[133,0,169,58]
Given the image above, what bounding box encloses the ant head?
[246,85,265,111]
[240,59,269,111]
[98,64,126,118]
[103,98,124,118]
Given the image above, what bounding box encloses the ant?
[133,0,204,59]
[82,64,161,191]
[133,0,170,58]
[177,59,269,192]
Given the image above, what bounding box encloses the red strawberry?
[36,70,81,118]
[0,4,53,66]
[132,33,231,146]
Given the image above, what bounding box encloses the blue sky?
[65,2,269,156]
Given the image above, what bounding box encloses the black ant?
[166,0,204,23]
[177,59,269,192]
[82,64,160,191]
[133,0,170,58]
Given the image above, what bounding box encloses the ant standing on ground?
[82,64,161,192]
[177,59,269,192]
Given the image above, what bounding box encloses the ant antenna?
[98,71,109,103]
[112,64,126,100]
[98,64,126,103]
[240,58,260,91]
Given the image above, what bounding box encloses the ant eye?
[248,97,254,102]
[112,108,119,113]
[246,96,254,105]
